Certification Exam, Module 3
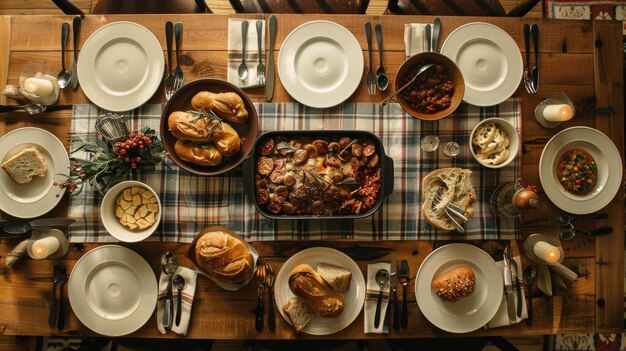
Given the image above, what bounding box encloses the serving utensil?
[173,274,185,327]
[238,21,249,81]
[398,260,409,328]
[265,15,277,101]
[523,265,536,326]
[173,22,184,92]
[255,262,266,331]
[163,21,176,100]
[57,265,67,330]
[264,262,275,331]
[365,22,376,96]
[1,218,76,235]
[374,23,388,91]
[0,102,47,114]
[70,15,81,91]
[255,21,265,87]
[57,22,71,89]
[373,269,389,328]
[432,190,465,233]
[380,64,435,111]
[161,251,178,331]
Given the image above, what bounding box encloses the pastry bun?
[174,140,223,167]
[431,265,476,302]
[191,91,249,124]
[168,111,212,142]
[194,228,254,284]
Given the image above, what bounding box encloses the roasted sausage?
[283,172,297,188]
[257,157,274,175]
[304,144,318,158]
[257,189,270,205]
[313,140,329,155]
[270,169,285,184]
[260,138,275,156]
[293,149,309,166]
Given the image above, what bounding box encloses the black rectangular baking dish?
[242,130,394,219]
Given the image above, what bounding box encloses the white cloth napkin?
[364,262,391,334]
[227,18,265,88]
[485,256,528,329]
[404,23,430,58]
[156,266,198,335]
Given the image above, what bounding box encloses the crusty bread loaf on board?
[1,147,48,185]
[282,296,314,332]
[194,229,254,284]
[288,264,345,318]
[431,265,476,302]
[421,168,476,231]
[191,91,249,124]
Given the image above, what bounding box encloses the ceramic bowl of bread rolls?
[274,247,366,335]
[470,118,519,169]
[186,225,258,291]
[160,78,258,176]
[100,180,162,242]
[414,243,503,333]
[421,167,476,232]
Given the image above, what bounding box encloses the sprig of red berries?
[113,131,153,169]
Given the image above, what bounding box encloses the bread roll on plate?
[174,140,223,167]
[432,265,476,302]
[421,168,476,231]
[194,228,254,284]
[168,111,213,142]
[288,264,345,318]
[191,91,249,124]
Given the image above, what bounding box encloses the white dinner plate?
[78,21,165,112]
[68,245,157,336]
[278,21,364,108]
[0,127,69,218]
[539,126,622,214]
[415,243,503,333]
[274,247,366,335]
[441,22,523,107]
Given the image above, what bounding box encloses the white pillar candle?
[31,236,60,259]
[23,77,54,96]
[542,104,573,122]
[533,241,561,264]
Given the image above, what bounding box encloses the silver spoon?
[57,22,71,89]
[238,20,249,80]
[379,63,436,109]
[161,252,178,331]
[173,274,185,327]
[373,269,389,328]
[374,23,388,91]
[523,265,536,326]
[0,103,47,114]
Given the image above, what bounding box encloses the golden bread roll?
[209,120,241,157]
[288,264,345,318]
[168,111,212,142]
[431,265,476,302]
[194,229,254,284]
[191,91,249,124]
[174,140,223,167]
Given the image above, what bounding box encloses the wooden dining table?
[0,14,623,339]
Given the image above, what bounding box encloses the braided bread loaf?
[194,228,254,284]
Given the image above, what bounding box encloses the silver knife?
[388,254,398,331]
[265,15,277,102]
[432,18,441,53]
[70,15,81,90]
[29,218,76,227]
[1,218,76,235]
[512,258,523,318]
[503,248,516,324]
[530,24,539,92]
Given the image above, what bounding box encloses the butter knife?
[386,254,397,332]
[503,249,516,324]
[512,258,523,318]
[70,15,81,90]
[265,15,277,102]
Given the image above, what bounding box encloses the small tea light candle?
[533,241,561,263]
[23,77,54,96]
[31,236,61,259]
[542,104,573,122]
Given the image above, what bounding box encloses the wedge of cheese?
[114,186,159,231]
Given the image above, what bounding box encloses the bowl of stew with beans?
[394,52,465,121]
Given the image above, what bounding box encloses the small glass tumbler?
[443,141,460,157]
[420,135,440,152]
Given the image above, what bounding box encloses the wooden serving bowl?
[160,78,258,176]
[394,52,465,121]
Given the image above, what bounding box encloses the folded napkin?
[404,23,431,58]
[227,18,265,88]
[156,266,198,335]
[485,256,528,329]
[364,262,391,334]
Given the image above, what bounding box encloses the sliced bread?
[317,262,352,292]
[421,168,476,231]
[1,147,48,185]
[282,296,314,332]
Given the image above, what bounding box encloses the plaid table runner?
[68,100,521,242]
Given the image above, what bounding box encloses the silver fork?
[163,21,176,100]
[173,22,184,92]
[255,21,266,86]
[434,189,468,223]
[364,22,376,96]
[522,24,535,94]
[432,189,465,232]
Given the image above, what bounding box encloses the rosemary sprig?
[276,141,296,154]
[302,168,332,186]
[338,138,360,162]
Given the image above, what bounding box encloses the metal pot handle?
[383,155,395,196]
[242,155,256,201]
